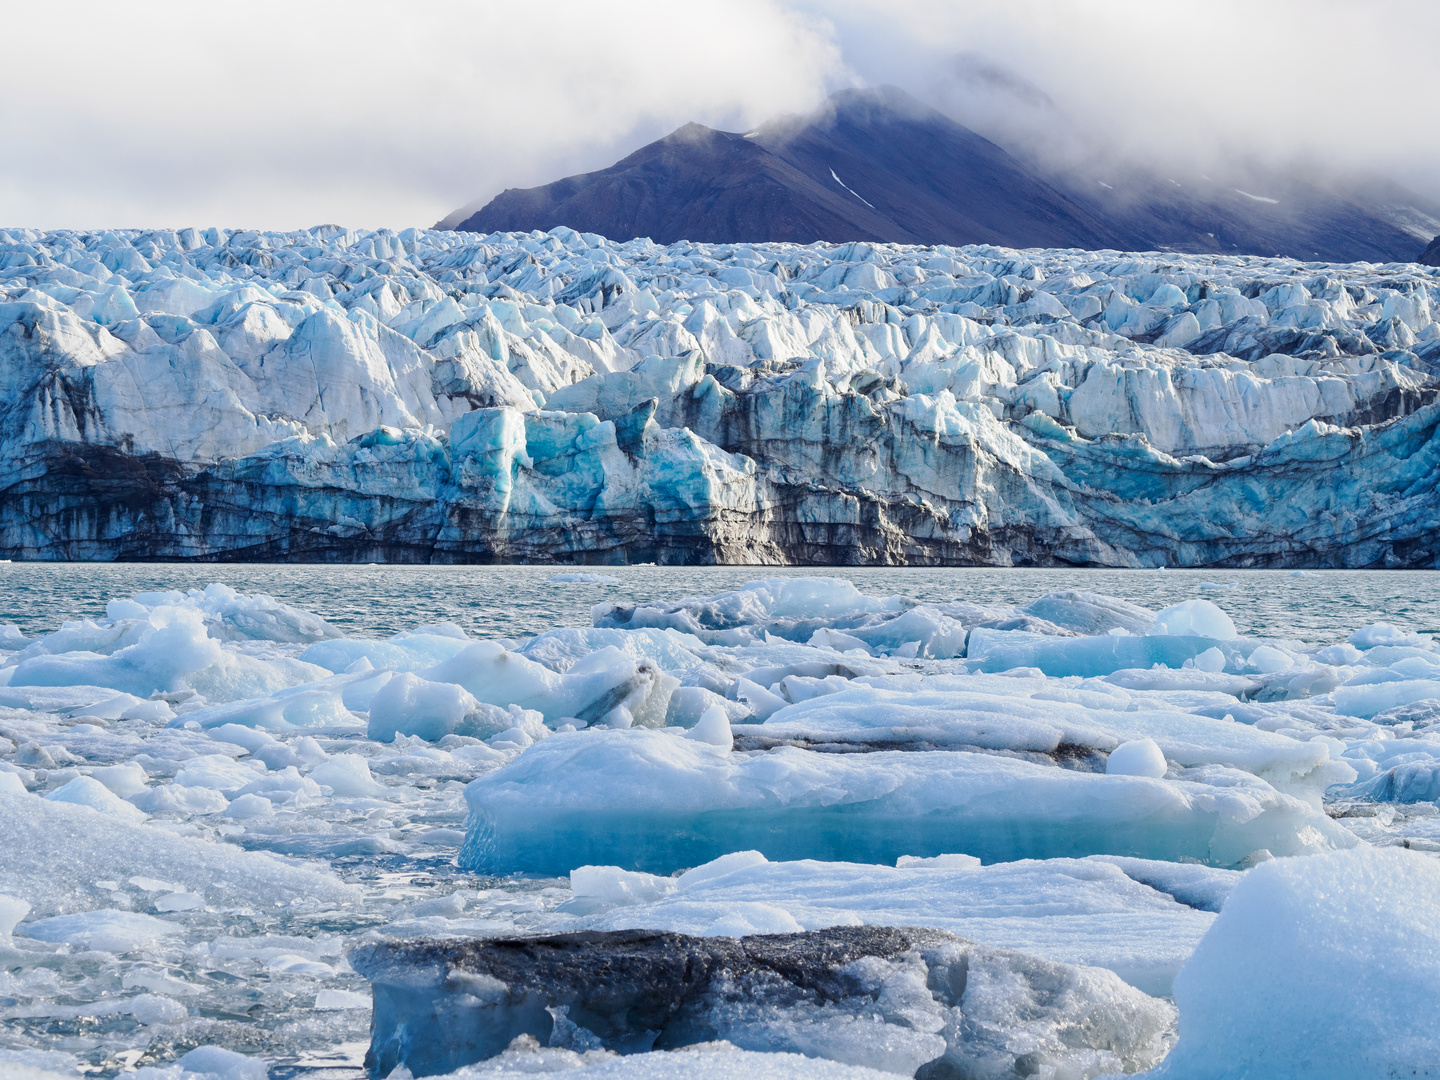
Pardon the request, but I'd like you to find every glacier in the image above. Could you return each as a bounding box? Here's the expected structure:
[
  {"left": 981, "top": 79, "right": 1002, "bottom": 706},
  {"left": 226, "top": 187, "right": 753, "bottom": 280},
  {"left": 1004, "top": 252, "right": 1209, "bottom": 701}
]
[{"left": 0, "top": 226, "right": 1437, "bottom": 564}]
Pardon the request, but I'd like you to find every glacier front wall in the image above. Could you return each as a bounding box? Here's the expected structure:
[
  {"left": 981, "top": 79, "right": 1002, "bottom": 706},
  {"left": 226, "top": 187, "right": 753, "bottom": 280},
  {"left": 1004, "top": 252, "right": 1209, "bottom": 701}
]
[{"left": 1, "top": 225, "right": 1437, "bottom": 565}]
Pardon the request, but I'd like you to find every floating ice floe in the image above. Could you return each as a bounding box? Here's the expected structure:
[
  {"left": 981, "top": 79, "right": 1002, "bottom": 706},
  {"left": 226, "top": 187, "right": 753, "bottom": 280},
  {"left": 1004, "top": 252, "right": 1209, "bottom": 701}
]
[
  {"left": 457, "top": 728, "right": 1352, "bottom": 875},
  {"left": 0, "top": 576, "right": 1437, "bottom": 1076}
]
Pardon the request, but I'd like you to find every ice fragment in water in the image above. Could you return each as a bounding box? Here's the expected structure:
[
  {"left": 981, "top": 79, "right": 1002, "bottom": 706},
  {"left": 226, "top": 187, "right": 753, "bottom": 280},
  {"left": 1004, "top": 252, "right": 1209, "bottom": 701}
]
[
  {"left": 1192, "top": 647, "right": 1225, "bottom": 673},
  {"left": 0, "top": 894, "right": 31, "bottom": 935},
  {"left": 1148, "top": 600, "right": 1237, "bottom": 640},
  {"left": 157, "top": 1047, "right": 269, "bottom": 1080},
  {"left": 459, "top": 730, "right": 1353, "bottom": 875},
  {"left": 1348, "top": 622, "right": 1427, "bottom": 649},
  {"left": 685, "top": 705, "right": 733, "bottom": 749},
  {"left": 367, "top": 672, "right": 523, "bottom": 743},
  {"left": 44, "top": 776, "right": 147, "bottom": 821},
  {"left": 309, "top": 754, "right": 386, "bottom": 796},
  {"left": 18, "top": 909, "right": 183, "bottom": 952},
  {"left": 88, "top": 762, "right": 149, "bottom": 798},
  {"left": 1107, "top": 739, "right": 1168, "bottom": 778}
]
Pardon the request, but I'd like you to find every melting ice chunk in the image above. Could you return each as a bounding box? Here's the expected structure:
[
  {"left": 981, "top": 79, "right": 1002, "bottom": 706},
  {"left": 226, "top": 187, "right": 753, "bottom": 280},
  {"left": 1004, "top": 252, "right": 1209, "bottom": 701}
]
[
  {"left": 459, "top": 730, "right": 1353, "bottom": 875},
  {"left": 1107, "top": 739, "right": 1168, "bottom": 779},
  {"left": 1149, "top": 600, "right": 1237, "bottom": 640},
  {"left": 1150, "top": 847, "right": 1440, "bottom": 1078},
  {"left": 353, "top": 927, "right": 1175, "bottom": 1079}
]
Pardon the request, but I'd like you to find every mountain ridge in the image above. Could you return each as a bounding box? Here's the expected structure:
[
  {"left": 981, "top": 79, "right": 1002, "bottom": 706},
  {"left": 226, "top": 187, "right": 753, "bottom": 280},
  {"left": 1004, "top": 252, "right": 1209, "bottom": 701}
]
[{"left": 448, "top": 86, "right": 1440, "bottom": 263}]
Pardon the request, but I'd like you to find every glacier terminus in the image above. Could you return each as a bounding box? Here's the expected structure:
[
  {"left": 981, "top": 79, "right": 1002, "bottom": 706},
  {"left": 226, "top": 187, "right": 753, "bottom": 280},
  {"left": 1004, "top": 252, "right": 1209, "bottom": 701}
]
[{"left": 0, "top": 225, "right": 1437, "bottom": 566}]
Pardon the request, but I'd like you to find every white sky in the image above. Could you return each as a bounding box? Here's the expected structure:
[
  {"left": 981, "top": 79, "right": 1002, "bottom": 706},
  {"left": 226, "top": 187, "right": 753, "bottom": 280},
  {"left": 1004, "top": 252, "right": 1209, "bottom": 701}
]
[{"left": 2, "top": 0, "right": 1436, "bottom": 231}]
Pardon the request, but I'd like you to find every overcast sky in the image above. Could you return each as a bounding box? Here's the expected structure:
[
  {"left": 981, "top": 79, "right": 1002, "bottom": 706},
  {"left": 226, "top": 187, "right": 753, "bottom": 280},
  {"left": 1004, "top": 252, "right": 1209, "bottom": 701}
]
[{"left": 4, "top": 0, "right": 1436, "bottom": 231}]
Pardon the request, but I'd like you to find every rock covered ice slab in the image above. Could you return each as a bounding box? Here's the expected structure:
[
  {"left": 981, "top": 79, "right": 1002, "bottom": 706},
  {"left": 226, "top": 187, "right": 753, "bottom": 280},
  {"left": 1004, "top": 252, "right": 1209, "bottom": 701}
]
[
  {"left": 0, "top": 226, "right": 1437, "bottom": 564},
  {"left": 351, "top": 926, "right": 1175, "bottom": 1079},
  {"left": 458, "top": 729, "right": 1353, "bottom": 874}
]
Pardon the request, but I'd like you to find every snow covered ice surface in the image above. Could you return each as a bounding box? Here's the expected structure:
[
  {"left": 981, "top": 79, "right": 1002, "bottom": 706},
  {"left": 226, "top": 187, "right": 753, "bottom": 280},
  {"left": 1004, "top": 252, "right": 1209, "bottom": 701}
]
[
  {"left": 0, "top": 225, "right": 1438, "bottom": 565},
  {"left": 1144, "top": 846, "right": 1440, "bottom": 1079},
  {"left": 1, "top": 576, "right": 1439, "bottom": 1079}
]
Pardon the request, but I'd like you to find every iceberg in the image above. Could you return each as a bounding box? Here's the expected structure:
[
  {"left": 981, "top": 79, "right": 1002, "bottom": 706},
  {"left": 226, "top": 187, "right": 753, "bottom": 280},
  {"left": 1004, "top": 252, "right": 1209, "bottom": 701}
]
[
  {"left": 1144, "top": 847, "right": 1440, "bottom": 1079},
  {"left": 458, "top": 729, "right": 1353, "bottom": 875},
  {"left": 352, "top": 926, "right": 1175, "bottom": 1079}
]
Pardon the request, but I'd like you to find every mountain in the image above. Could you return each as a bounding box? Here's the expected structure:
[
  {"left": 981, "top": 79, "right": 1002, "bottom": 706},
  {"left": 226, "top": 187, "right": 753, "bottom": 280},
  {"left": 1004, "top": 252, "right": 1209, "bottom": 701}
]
[
  {"left": 456, "top": 88, "right": 1113, "bottom": 249},
  {"left": 1422, "top": 235, "right": 1440, "bottom": 265},
  {"left": 1038, "top": 167, "right": 1440, "bottom": 265},
  {"left": 448, "top": 87, "right": 1440, "bottom": 263}
]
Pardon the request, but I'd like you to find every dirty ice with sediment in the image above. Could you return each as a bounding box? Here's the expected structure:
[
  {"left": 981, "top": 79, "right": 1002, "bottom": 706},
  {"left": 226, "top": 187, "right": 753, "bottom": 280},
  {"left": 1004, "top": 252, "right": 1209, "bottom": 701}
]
[
  {"left": 0, "top": 224, "right": 1437, "bottom": 564},
  {"left": 2, "top": 574, "right": 1440, "bottom": 1079}
]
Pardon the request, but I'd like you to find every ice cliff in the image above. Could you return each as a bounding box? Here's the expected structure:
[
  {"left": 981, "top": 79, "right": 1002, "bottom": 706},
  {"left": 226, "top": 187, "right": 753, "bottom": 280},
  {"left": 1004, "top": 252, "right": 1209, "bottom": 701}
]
[{"left": 0, "top": 224, "right": 1437, "bottom": 565}]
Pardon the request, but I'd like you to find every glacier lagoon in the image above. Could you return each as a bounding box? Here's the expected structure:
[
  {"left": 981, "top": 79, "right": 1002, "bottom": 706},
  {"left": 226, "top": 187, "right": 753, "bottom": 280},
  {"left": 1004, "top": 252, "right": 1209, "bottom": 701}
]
[{"left": 1, "top": 568, "right": 1439, "bottom": 1080}]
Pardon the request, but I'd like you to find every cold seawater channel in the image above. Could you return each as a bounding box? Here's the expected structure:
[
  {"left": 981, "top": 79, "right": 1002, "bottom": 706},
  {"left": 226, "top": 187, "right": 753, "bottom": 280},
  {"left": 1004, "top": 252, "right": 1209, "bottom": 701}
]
[
  {"left": 1, "top": 567, "right": 1438, "bottom": 1080},
  {"left": 3, "top": 565, "right": 1438, "bottom": 643}
]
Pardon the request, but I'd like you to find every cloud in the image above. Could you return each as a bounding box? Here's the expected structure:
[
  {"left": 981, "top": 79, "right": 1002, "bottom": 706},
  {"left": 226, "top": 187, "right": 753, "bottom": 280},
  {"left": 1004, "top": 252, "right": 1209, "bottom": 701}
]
[
  {"left": 0, "top": 0, "right": 840, "bottom": 230},
  {"left": 2, "top": 0, "right": 1436, "bottom": 230},
  {"left": 802, "top": 0, "right": 1440, "bottom": 201}
]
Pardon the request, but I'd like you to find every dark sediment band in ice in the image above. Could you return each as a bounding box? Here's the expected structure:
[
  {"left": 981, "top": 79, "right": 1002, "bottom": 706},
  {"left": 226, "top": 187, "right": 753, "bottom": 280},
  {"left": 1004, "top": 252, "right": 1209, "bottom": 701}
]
[{"left": 350, "top": 926, "right": 1175, "bottom": 1078}]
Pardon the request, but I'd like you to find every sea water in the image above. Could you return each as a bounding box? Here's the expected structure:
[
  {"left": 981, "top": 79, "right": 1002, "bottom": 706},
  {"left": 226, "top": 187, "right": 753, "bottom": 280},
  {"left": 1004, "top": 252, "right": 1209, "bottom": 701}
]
[{"left": 3, "top": 565, "right": 1437, "bottom": 643}]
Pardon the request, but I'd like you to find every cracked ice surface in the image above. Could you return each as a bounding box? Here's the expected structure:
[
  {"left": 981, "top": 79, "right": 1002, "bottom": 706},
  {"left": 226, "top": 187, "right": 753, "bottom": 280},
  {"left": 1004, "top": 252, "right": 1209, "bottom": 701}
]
[
  {"left": 2, "top": 578, "right": 1440, "bottom": 1077},
  {"left": 0, "top": 226, "right": 1438, "bottom": 564}
]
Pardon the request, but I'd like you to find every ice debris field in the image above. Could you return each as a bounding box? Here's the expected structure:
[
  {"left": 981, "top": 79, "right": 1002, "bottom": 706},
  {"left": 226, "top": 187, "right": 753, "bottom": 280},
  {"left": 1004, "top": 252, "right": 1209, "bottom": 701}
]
[
  {"left": 2, "top": 576, "right": 1440, "bottom": 1079},
  {"left": 0, "top": 225, "right": 1437, "bottom": 565}
]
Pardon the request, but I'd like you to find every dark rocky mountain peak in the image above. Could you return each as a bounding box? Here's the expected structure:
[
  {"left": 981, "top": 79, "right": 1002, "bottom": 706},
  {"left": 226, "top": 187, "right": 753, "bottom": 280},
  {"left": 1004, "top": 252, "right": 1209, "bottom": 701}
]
[
  {"left": 455, "top": 86, "right": 1109, "bottom": 249},
  {"left": 448, "top": 86, "right": 1440, "bottom": 263}
]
